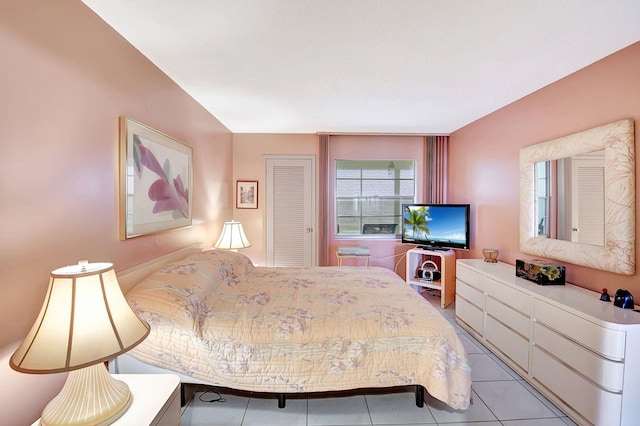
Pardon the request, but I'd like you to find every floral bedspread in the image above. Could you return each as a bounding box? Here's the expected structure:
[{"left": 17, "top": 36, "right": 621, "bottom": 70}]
[{"left": 126, "top": 250, "right": 471, "bottom": 410}]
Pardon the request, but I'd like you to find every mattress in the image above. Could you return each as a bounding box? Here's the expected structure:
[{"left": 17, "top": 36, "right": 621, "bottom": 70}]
[{"left": 125, "top": 250, "right": 471, "bottom": 410}]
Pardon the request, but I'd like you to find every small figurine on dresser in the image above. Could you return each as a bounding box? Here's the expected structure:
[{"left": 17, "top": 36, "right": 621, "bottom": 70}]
[{"left": 613, "top": 289, "right": 635, "bottom": 309}]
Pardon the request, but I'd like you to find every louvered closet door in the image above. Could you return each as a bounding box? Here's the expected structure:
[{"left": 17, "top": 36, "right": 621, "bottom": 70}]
[
  {"left": 571, "top": 155, "right": 605, "bottom": 245},
  {"left": 266, "top": 156, "right": 316, "bottom": 267}
]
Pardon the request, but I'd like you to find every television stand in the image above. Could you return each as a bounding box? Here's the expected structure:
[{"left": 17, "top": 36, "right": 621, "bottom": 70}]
[
  {"left": 405, "top": 248, "right": 456, "bottom": 308},
  {"left": 417, "top": 245, "right": 449, "bottom": 251}
]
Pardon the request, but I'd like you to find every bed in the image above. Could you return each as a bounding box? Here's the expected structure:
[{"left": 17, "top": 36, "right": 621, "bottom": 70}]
[{"left": 113, "top": 249, "right": 471, "bottom": 410}]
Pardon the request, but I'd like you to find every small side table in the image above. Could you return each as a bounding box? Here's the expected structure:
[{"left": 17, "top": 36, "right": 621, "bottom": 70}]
[
  {"left": 32, "top": 374, "right": 181, "bottom": 426},
  {"left": 336, "top": 246, "right": 370, "bottom": 266}
]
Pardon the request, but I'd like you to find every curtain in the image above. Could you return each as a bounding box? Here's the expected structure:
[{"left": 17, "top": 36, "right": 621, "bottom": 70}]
[
  {"left": 318, "top": 134, "right": 329, "bottom": 266},
  {"left": 424, "top": 135, "right": 448, "bottom": 203}
]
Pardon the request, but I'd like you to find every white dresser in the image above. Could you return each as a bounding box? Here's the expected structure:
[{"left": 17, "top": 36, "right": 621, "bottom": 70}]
[{"left": 455, "top": 259, "right": 640, "bottom": 426}]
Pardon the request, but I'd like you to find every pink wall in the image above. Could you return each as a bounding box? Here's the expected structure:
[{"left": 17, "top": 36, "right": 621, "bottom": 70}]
[
  {"left": 232, "top": 134, "right": 426, "bottom": 273},
  {"left": 449, "top": 41, "right": 640, "bottom": 294},
  {"left": 232, "top": 133, "right": 319, "bottom": 266},
  {"left": 0, "top": 1, "right": 232, "bottom": 423}
]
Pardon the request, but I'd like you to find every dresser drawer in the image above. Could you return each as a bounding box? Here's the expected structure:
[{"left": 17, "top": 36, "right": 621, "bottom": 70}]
[
  {"left": 531, "top": 346, "right": 622, "bottom": 426},
  {"left": 486, "top": 279, "right": 531, "bottom": 316},
  {"left": 485, "top": 315, "right": 529, "bottom": 371},
  {"left": 456, "top": 265, "right": 486, "bottom": 292},
  {"left": 456, "top": 279, "right": 484, "bottom": 308},
  {"left": 534, "top": 299, "right": 625, "bottom": 360},
  {"left": 486, "top": 296, "right": 530, "bottom": 338},
  {"left": 455, "top": 296, "right": 483, "bottom": 335},
  {"left": 533, "top": 322, "right": 623, "bottom": 391}
]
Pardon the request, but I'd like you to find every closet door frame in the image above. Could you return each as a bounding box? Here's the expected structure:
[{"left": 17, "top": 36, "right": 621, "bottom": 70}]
[{"left": 265, "top": 155, "right": 317, "bottom": 267}]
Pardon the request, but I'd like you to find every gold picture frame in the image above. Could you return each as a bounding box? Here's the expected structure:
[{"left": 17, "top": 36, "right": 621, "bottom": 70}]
[{"left": 119, "top": 117, "right": 193, "bottom": 239}]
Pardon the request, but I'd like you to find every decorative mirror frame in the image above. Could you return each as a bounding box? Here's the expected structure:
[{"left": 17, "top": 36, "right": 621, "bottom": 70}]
[{"left": 520, "top": 119, "right": 635, "bottom": 275}]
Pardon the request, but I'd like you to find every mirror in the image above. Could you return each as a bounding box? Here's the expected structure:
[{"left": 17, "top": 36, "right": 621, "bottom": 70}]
[
  {"left": 520, "top": 119, "right": 635, "bottom": 275},
  {"left": 536, "top": 149, "right": 606, "bottom": 245}
]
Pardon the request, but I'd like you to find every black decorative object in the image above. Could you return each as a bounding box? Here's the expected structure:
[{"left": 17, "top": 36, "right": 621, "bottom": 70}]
[{"left": 614, "top": 289, "right": 635, "bottom": 309}]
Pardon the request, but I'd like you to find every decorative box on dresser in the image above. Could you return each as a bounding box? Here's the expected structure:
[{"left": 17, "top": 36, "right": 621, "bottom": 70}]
[{"left": 455, "top": 259, "right": 640, "bottom": 426}]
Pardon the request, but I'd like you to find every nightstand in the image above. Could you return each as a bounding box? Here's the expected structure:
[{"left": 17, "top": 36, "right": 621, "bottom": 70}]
[{"left": 32, "top": 374, "right": 181, "bottom": 426}]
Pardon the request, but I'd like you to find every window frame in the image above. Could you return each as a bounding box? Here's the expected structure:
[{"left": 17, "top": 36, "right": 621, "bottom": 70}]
[
  {"left": 334, "top": 159, "right": 416, "bottom": 239},
  {"left": 535, "top": 160, "right": 551, "bottom": 237}
]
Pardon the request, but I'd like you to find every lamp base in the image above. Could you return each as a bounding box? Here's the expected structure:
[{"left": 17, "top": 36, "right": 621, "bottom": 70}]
[{"left": 41, "top": 363, "right": 131, "bottom": 426}]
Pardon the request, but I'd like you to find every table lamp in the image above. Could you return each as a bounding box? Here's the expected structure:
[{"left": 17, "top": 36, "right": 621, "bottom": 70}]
[
  {"left": 214, "top": 220, "right": 251, "bottom": 251},
  {"left": 10, "top": 261, "right": 150, "bottom": 426}
]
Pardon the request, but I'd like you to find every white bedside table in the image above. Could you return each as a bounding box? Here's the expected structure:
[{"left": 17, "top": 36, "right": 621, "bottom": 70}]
[{"left": 32, "top": 374, "right": 181, "bottom": 426}]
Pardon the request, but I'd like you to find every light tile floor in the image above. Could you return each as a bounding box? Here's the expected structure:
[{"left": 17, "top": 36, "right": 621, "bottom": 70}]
[{"left": 181, "top": 292, "right": 578, "bottom": 426}]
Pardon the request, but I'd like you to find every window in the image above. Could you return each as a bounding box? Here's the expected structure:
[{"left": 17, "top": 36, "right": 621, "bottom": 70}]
[
  {"left": 536, "top": 161, "right": 550, "bottom": 237},
  {"left": 335, "top": 160, "right": 415, "bottom": 237}
]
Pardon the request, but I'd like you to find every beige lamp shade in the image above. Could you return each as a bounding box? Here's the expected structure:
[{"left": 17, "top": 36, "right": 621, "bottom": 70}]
[
  {"left": 11, "top": 261, "right": 150, "bottom": 373},
  {"left": 10, "top": 261, "right": 150, "bottom": 426},
  {"left": 214, "top": 220, "right": 251, "bottom": 250}
]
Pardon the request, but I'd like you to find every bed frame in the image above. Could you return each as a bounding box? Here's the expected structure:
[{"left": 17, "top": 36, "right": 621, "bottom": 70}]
[
  {"left": 113, "top": 243, "right": 427, "bottom": 409},
  {"left": 116, "top": 243, "right": 204, "bottom": 290}
]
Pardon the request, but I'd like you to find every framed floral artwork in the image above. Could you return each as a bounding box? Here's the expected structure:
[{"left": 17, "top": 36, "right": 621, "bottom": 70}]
[
  {"left": 119, "top": 117, "right": 193, "bottom": 239},
  {"left": 236, "top": 180, "right": 258, "bottom": 209}
]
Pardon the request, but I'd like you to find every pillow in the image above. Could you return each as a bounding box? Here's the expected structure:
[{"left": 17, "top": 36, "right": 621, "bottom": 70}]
[
  {"left": 193, "top": 249, "right": 255, "bottom": 278},
  {"left": 127, "top": 257, "right": 225, "bottom": 335}
]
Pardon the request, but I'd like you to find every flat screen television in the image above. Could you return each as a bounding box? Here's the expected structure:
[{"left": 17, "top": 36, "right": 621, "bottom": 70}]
[{"left": 402, "top": 203, "right": 470, "bottom": 250}]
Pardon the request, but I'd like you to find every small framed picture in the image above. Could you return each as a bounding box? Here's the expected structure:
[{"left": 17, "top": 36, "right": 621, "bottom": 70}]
[{"left": 236, "top": 180, "right": 258, "bottom": 209}]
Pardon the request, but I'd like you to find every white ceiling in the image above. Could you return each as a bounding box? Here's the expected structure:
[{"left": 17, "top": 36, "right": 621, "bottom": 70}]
[{"left": 81, "top": 0, "right": 640, "bottom": 134}]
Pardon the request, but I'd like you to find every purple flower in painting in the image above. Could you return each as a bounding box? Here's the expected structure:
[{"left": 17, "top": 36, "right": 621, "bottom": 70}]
[{"left": 133, "top": 134, "right": 189, "bottom": 218}]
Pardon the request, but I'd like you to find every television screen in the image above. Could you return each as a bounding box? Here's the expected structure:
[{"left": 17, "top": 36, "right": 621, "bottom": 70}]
[{"left": 402, "top": 204, "right": 470, "bottom": 250}]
